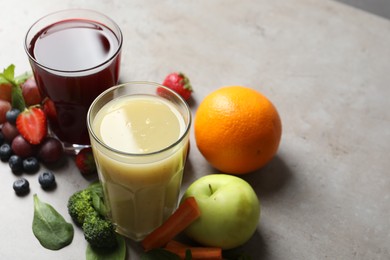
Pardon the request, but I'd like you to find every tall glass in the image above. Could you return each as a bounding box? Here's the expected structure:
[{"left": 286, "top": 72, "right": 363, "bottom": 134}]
[
  {"left": 87, "top": 82, "right": 191, "bottom": 241},
  {"left": 24, "top": 9, "right": 122, "bottom": 153}
]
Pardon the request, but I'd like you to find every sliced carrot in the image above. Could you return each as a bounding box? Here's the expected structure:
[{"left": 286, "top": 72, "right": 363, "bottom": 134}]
[
  {"left": 141, "top": 197, "right": 201, "bottom": 251},
  {"left": 165, "top": 240, "right": 222, "bottom": 260}
]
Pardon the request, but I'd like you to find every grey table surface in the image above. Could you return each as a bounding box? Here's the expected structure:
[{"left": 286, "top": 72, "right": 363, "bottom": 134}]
[{"left": 1, "top": 0, "right": 390, "bottom": 259}]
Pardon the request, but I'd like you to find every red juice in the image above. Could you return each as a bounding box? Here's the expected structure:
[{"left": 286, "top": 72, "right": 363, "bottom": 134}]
[{"left": 27, "top": 19, "right": 122, "bottom": 145}]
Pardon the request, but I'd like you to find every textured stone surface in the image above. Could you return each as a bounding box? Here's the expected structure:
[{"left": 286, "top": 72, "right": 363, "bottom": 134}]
[{"left": 1, "top": 0, "right": 389, "bottom": 259}]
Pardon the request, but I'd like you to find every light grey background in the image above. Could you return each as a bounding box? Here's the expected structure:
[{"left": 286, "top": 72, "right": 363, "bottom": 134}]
[{"left": 1, "top": 0, "right": 390, "bottom": 259}]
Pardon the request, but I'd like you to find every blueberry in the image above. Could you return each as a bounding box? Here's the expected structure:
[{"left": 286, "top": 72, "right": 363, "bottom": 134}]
[
  {"left": 0, "top": 143, "right": 13, "bottom": 162},
  {"left": 13, "top": 178, "right": 30, "bottom": 195},
  {"left": 38, "top": 171, "right": 56, "bottom": 189},
  {"left": 6, "top": 108, "right": 21, "bottom": 125},
  {"left": 23, "top": 157, "right": 40, "bottom": 173},
  {"left": 8, "top": 155, "right": 23, "bottom": 174}
]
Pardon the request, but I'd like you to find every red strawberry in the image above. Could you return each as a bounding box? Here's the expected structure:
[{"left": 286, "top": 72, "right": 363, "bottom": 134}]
[
  {"left": 16, "top": 107, "right": 47, "bottom": 145},
  {"left": 161, "top": 72, "right": 193, "bottom": 101},
  {"left": 42, "top": 98, "right": 57, "bottom": 120},
  {"left": 75, "top": 147, "right": 97, "bottom": 175}
]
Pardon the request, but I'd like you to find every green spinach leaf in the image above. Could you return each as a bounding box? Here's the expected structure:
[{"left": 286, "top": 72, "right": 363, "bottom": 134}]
[
  {"left": 32, "top": 194, "right": 74, "bottom": 250},
  {"left": 86, "top": 234, "right": 126, "bottom": 260}
]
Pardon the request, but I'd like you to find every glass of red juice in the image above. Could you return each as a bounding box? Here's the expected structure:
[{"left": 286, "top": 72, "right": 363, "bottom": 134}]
[{"left": 24, "top": 9, "right": 122, "bottom": 154}]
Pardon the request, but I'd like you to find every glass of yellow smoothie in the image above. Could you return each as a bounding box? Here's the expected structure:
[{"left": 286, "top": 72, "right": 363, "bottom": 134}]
[{"left": 86, "top": 82, "right": 191, "bottom": 241}]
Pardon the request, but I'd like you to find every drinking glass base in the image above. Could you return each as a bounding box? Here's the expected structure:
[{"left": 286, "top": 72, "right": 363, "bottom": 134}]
[{"left": 62, "top": 142, "right": 91, "bottom": 155}]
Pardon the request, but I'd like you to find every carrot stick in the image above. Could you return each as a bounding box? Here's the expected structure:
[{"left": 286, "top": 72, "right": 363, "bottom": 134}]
[
  {"left": 165, "top": 240, "right": 222, "bottom": 260},
  {"left": 141, "top": 197, "right": 201, "bottom": 251}
]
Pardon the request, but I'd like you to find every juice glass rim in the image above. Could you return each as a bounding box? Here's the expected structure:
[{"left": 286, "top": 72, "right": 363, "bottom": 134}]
[
  {"left": 24, "top": 8, "right": 123, "bottom": 74},
  {"left": 87, "top": 81, "right": 192, "bottom": 157}
]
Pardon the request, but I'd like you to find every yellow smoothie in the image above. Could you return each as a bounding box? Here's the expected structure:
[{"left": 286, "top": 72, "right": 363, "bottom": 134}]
[{"left": 91, "top": 94, "right": 189, "bottom": 241}]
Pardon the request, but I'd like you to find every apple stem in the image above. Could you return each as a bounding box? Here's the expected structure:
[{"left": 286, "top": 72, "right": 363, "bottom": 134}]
[{"left": 208, "top": 184, "right": 214, "bottom": 195}]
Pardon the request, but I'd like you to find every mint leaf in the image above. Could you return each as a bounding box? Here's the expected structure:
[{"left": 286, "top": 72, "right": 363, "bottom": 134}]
[
  {"left": 11, "top": 84, "right": 26, "bottom": 111},
  {"left": 0, "top": 64, "right": 28, "bottom": 111},
  {"left": 14, "top": 71, "right": 33, "bottom": 85},
  {"left": 2, "top": 64, "right": 15, "bottom": 82}
]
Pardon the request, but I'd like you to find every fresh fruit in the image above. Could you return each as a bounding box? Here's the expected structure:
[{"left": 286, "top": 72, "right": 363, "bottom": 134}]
[
  {"left": 16, "top": 107, "right": 47, "bottom": 145},
  {"left": 0, "top": 131, "right": 4, "bottom": 145},
  {"left": 194, "top": 86, "right": 282, "bottom": 174},
  {"left": 21, "top": 77, "right": 42, "bottom": 106},
  {"left": 181, "top": 174, "right": 260, "bottom": 249},
  {"left": 0, "top": 64, "right": 30, "bottom": 112},
  {"left": 23, "top": 157, "right": 40, "bottom": 173},
  {"left": 6, "top": 108, "right": 21, "bottom": 125},
  {"left": 0, "top": 143, "right": 13, "bottom": 162},
  {"left": 13, "top": 178, "right": 30, "bottom": 195},
  {"left": 0, "top": 100, "right": 12, "bottom": 124},
  {"left": 160, "top": 72, "right": 193, "bottom": 101},
  {"left": 42, "top": 98, "right": 57, "bottom": 119},
  {"left": 38, "top": 171, "right": 56, "bottom": 189},
  {"left": 1, "top": 121, "right": 19, "bottom": 143},
  {"left": 38, "top": 137, "right": 64, "bottom": 164},
  {"left": 11, "top": 135, "right": 38, "bottom": 158},
  {"left": 0, "top": 83, "right": 12, "bottom": 102},
  {"left": 8, "top": 155, "right": 23, "bottom": 173},
  {"left": 75, "top": 147, "right": 97, "bottom": 175}
]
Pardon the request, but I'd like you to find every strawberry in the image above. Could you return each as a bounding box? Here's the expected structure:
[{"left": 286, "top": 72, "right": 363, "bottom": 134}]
[
  {"left": 42, "top": 98, "right": 57, "bottom": 120},
  {"left": 75, "top": 147, "right": 97, "bottom": 175},
  {"left": 16, "top": 107, "right": 47, "bottom": 145},
  {"left": 161, "top": 72, "right": 193, "bottom": 101}
]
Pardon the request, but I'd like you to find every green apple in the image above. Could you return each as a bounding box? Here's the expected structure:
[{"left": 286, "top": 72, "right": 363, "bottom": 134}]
[{"left": 181, "top": 174, "right": 260, "bottom": 249}]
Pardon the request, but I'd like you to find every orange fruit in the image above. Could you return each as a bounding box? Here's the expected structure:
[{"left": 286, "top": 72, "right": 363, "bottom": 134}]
[{"left": 194, "top": 86, "right": 282, "bottom": 174}]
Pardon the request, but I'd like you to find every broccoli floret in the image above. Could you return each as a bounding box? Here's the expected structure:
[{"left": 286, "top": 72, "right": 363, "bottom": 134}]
[
  {"left": 67, "top": 183, "right": 117, "bottom": 249},
  {"left": 83, "top": 213, "right": 117, "bottom": 249},
  {"left": 67, "top": 189, "right": 96, "bottom": 226}
]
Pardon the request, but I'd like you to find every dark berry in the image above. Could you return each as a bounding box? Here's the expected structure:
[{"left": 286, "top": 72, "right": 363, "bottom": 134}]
[
  {"left": 38, "top": 171, "right": 56, "bottom": 189},
  {"left": 1, "top": 122, "right": 19, "bottom": 143},
  {"left": 38, "top": 137, "right": 64, "bottom": 164},
  {"left": 6, "top": 108, "right": 21, "bottom": 125},
  {"left": 0, "top": 143, "right": 13, "bottom": 162},
  {"left": 23, "top": 157, "right": 40, "bottom": 173},
  {"left": 12, "top": 135, "right": 38, "bottom": 158},
  {"left": 0, "top": 131, "right": 4, "bottom": 145},
  {"left": 13, "top": 178, "right": 30, "bottom": 195},
  {"left": 8, "top": 155, "right": 23, "bottom": 174}
]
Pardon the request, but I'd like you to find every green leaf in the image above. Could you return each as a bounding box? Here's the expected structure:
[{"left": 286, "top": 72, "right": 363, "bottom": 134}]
[
  {"left": 91, "top": 190, "right": 107, "bottom": 217},
  {"left": 2, "top": 64, "right": 15, "bottom": 82},
  {"left": 140, "top": 249, "right": 181, "bottom": 260},
  {"left": 87, "top": 182, "right": 108, "bottom": 217},
  {"left": 86, "top": 234, "right": 126, "bottom": 260},
  {"left": 14, "top": 71, "right": 33, "bottom": 85},
  {"left": 11, "top": 84, "right": 26, "bottom": 111},
  {"left": 32, "top": 194, "right": 74, "bottom": 250},
  {"left": 0, "top": 64, "right": 28, "bottom": 111}
]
